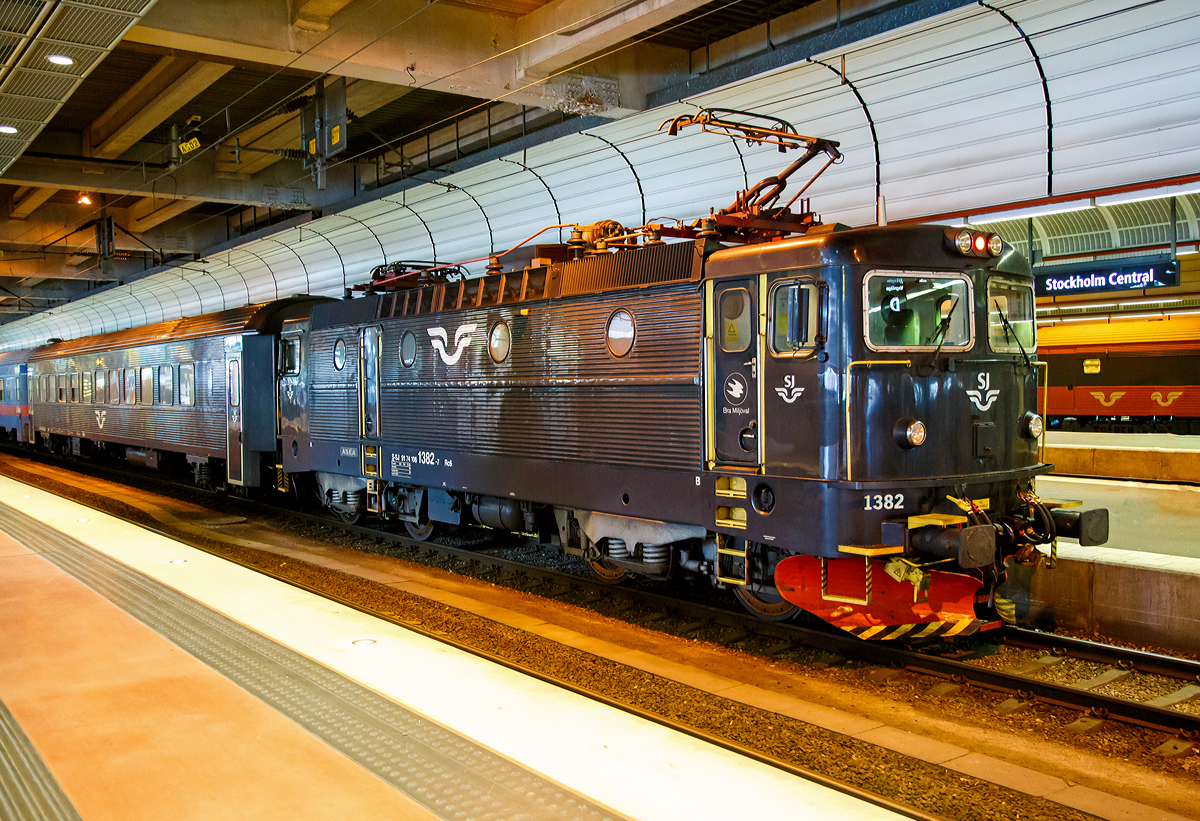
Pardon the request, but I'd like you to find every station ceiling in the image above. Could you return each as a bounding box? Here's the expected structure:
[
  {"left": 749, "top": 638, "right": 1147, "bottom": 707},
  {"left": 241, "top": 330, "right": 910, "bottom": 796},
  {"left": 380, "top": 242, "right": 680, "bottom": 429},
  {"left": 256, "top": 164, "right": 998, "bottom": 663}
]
[{"left": 0, "top": 0, "right": 1198, "bottom": 346}]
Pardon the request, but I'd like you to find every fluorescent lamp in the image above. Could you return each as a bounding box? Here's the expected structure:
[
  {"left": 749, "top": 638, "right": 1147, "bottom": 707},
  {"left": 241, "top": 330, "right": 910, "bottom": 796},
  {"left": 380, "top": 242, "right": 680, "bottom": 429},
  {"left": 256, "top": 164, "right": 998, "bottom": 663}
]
[
  {"left": 969, "top": 198, "right": 1094, "bottom": 223},
  {"left": 1112, "top": 312, "right": 1164, "bottom": 320},
  {"left": 1118, "top": 298, "right": 1181, "bottom": 307},
  {"left": 0, "top": 125, "right": 16, "bottom": 134},
  {"left": 47, "top": 54, "right": 73, "bottom": 66},
  {"left": 1095, "top": 182, "right": 1200, "bottom": 207}
]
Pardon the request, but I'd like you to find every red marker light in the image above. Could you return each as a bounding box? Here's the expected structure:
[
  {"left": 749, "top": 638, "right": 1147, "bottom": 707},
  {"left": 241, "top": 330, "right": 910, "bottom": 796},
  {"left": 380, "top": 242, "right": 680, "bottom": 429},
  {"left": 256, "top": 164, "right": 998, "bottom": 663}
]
[{"left": 973, "top": 234, "right": 988, "bottom": 253}]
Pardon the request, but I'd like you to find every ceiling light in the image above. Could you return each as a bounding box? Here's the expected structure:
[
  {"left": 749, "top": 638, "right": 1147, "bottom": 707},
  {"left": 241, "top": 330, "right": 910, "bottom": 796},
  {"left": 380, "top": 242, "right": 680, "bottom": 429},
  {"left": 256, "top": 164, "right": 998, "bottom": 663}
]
[
  {"left": 1118, "top": 298, "right": 1181, "bottom": 307},
  {"left": 969, "top": 198, "right": 1094, "bottom": 223},
  {"left": 0, "top": 125, "right": 16, "bottom": 134},
  {"left": 47, "top": 54, "right": 73, "bottom": 66},
  {"left": 77, "top": 193, "right": 91, "bottom": 205},
  {"left": 1095, "top": 182, "right": 1200, "bottom": 207}
]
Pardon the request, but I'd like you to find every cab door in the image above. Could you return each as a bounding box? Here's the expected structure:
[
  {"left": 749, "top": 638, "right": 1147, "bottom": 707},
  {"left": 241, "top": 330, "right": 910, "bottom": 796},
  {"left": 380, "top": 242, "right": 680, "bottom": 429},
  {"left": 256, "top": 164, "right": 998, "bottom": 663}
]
[
  {"left": 225, "top": 336, "right": 245, "bottom": 485},
  {"left": 359, "top": 326, "right": 382, "bottom": 484},
  {"left": 710, "top": 278, "right": 763, "bottom": 466}
]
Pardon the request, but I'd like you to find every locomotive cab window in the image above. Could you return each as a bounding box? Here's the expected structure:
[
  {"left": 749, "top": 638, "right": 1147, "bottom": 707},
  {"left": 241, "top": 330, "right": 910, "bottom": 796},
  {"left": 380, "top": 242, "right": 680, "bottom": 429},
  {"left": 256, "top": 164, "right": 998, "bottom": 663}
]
[
  {"left": 986, "top": 277, "right": 1035, "bottom": 353},
  {"left": 770, "top": 279, "right": 821, "bottom": 355},
  {"left": 720, "top": 288, "right": 753, "bottom": 353},
  {"left": 179, "top": 364, "right": 195, "bottom": 407},
  {"left": 864, "top": 272, "right": 972, "bottom": 351}
]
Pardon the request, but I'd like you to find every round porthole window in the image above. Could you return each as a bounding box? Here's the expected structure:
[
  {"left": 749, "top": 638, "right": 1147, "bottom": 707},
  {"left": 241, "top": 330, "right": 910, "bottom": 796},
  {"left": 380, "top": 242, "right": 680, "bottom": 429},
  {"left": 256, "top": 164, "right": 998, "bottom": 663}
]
[
  {"left": 400, "top": 331, "right": 417, "bottom": 367},
  {"left": 489, "top": 321, "right": 511, "bottom": 363},
  {"left": 333, "top": 338, "right": 347, "bottom": 370},
  {"left": 606, "top": 309, "right": 635, "bottom": 357}
]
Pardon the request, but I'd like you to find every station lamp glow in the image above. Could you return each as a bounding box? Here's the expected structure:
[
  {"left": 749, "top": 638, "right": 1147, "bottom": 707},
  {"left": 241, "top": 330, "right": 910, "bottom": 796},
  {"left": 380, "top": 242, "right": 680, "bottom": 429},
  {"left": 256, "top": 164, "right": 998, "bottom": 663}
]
[
  {"left": 0, "top": 125, "right": 16, "bottom": 134},
  {"left": 47, "top": 54, "right": 73, "bottom": 66},
  {"left": 77, "top": 192, "right": 91, "bottom": 205}
]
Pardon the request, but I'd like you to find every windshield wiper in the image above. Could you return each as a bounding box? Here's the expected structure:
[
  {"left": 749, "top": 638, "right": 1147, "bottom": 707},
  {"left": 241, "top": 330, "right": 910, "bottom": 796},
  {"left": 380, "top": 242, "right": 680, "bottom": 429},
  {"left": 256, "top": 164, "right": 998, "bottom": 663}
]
[
  {"left": 923, "top": 296, "right": 959, "bottom": 369},
  {"left": 993, "top": 298, "right": 1032, "bottom": 369}
]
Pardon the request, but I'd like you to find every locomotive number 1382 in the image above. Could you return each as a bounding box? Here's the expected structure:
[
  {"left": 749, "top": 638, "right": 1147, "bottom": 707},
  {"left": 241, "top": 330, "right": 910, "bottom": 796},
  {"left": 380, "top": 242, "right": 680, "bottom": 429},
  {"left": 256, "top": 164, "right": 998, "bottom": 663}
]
[{"left": 863, "top": 493, "right": 904, "bottom": 510}]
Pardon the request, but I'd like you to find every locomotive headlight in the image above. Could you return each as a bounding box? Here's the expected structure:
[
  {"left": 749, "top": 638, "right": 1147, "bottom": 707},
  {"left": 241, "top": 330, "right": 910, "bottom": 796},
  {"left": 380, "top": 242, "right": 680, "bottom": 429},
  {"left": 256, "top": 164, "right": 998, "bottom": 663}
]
[
  {"left": 987, "top": 233, "right": 1004, "bottom": 256},
  {"left": 955, "top": 229, "right": 973, "bottom": 254},
  {"left": 1023, "top": 412, "right": 1044, "bottom": 439},
  {"left": 895, "top": 417, "right": 927, "bottom": 448}
]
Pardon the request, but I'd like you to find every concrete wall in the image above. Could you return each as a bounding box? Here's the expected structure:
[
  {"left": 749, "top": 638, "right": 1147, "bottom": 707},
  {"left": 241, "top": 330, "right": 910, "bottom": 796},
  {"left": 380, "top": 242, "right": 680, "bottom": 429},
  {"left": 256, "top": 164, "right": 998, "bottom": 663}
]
[{"left": 1026, "top": 555, "right": 1200, "bottom": 655}]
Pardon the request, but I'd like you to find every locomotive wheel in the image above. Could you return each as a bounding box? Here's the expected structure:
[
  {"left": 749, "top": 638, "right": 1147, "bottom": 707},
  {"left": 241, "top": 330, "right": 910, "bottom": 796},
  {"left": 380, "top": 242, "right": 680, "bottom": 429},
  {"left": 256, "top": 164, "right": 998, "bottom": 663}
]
[
  {"left": 335, "top": 507, "right": 361, "bottom": 525},
  {"left": 733, "top": 586, "right": 799, "bottom": 622},
  {"left": 405, "top": 518, "right": 439, "bottom": 541}
]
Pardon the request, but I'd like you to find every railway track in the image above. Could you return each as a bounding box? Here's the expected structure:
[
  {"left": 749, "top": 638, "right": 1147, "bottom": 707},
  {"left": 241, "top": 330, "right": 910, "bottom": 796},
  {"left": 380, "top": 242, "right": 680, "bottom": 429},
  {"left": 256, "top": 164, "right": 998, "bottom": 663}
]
[{"left": 5, "top": 448, "right": 1200, "bottom": 744}]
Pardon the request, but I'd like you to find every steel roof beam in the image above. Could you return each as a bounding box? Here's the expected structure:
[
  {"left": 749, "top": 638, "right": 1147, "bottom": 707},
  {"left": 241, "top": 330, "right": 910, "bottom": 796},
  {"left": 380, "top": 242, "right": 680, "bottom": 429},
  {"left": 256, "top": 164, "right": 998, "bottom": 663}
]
[
  {"left": 86, "top": 58, "right": 233, "bottom": 160},
  {"left": 516, "top": 0, "right": 709, "bottom": 79}
]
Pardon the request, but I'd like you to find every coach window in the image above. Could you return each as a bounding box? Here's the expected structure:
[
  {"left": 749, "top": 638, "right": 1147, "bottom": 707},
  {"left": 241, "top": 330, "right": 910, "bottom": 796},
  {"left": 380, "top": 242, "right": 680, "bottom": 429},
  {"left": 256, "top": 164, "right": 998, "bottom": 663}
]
[
  {"left": 769, "top": 280, "right": 821, "bottom": 355},
  {"left": 281, "top": 338, "right": 301, "bottom": 374},
  {"left": 986, "top": 277, "right": 1035, "bottom": 354},
  {"left": 720, "top": 289, "right": 753, "bottom": 353},
  {"left": 57, "top": 373, "right": 66, "bottom": 402},
  {"left": 106, "top": 370, "right": 117, "bottom": 403},
  {"left": 159, "top": 366, "right": 174, "bottom": 405},
  {"left": 83, "top": 372, "right": 93, "bottom": 403},
  {"left": 864, "top": 271, "right": 972, "bottom": 352},
  {"left": 124, "top": 369, "right": 136, "bottom": 405},
  {"left": 333, "top": 338, "right": 347, "bottom": 370},
  {"left": 139, "top": 367, "right": 154, "bottom": 405},
  {"left": 94, "top": 370, "right": 104, "bottom": 403},
  {"left": 180, "top": 364, "right": 195, "bottom": 406},
  {"left": 228, "top": 360, "right": 241, "bottom": 407},
  {"left": 70, "top": 373, "right": 78, "bottom": 402}
]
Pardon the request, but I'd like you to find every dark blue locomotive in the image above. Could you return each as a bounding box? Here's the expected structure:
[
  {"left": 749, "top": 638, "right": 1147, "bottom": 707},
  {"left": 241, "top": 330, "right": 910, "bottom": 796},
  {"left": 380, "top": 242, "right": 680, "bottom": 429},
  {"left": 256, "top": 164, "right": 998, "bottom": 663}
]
[{"left": 16, "top": 112, "right": 1109, "bottom": 639}]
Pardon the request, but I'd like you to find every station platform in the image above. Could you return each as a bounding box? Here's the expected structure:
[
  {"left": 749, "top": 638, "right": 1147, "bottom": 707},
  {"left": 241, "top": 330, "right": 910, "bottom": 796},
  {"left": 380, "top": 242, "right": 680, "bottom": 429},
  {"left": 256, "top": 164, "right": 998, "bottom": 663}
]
[
  {"left": 0, "top": 475, "right": 909, "bottom": 821},
  {"left": 1044, "top": 432, "right": 1200, "bottom": 484}
]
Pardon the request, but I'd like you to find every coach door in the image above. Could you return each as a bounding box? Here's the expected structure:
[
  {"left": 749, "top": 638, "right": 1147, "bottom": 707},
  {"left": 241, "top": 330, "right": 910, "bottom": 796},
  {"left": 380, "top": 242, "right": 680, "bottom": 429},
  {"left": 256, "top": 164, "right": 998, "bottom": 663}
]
[
  {"left": 710, "top": 277, "right": 763, "bottom": 467},
  {"left": 225, "top": 336, "right": 245, "bottom": 486}
]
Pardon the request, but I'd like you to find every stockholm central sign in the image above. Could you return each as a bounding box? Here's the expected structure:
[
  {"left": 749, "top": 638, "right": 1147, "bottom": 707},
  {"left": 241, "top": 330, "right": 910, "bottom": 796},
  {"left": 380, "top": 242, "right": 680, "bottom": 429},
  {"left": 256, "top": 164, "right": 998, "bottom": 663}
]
[{"left": 1034, "top": 259, "right": 1179, "bottom": 296}]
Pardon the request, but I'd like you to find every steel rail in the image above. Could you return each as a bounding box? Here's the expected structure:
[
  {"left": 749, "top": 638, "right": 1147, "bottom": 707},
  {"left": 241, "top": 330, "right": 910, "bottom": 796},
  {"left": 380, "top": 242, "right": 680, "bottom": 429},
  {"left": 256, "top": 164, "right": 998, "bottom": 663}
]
[{"left": 1003, "top": 626, "right": 1200, "bottom": 682}]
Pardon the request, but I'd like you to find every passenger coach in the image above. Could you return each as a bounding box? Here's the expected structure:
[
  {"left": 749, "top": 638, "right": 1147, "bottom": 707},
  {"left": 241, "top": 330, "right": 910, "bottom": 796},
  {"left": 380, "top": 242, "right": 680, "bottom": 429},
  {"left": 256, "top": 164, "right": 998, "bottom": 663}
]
[{"left": 28, "top": 298, "right": 323, "bottom": 487}]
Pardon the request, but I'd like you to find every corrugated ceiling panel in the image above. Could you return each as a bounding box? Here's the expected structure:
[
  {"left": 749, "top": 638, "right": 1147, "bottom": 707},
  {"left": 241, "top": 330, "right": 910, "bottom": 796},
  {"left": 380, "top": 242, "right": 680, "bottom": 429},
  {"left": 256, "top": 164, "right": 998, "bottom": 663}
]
[
  {"left": 452, "top": 162, "right": 561, "bottom": 257},
  {"left": 845, "top": 6, "right": 1047, "bottom": 218},
  {"left": 1028, "top": 0, "right": 1200, "bottom": 193}
]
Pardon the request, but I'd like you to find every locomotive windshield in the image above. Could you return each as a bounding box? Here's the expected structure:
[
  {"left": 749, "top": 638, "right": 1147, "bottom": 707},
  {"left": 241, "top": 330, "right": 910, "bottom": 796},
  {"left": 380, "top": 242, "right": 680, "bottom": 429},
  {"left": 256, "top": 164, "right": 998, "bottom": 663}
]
[
  {"left": 986, "top": 277, "right": 1035, "bottom": 353},
  {"left": 864, "top": 272, "right": 972, "bottom": 351}
]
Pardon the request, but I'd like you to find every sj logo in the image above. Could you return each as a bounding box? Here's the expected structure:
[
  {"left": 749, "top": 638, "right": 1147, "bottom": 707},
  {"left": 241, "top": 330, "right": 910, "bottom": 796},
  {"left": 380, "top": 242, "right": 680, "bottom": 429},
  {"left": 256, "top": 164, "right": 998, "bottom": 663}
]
[
  {"left": 1152, "top": 391, "right": 1183, "bottom": 407},
  {"left": 428, "top": 324, "right": 477, "bottom": 365},
  {"left": 966, "top": 372, "right": 1000, "bottom": 412},
  {"left": 775, "top": 374, "right": 804, "bottom": 404},
  {"left": 1090, "top": 391, "right": 1125, "bottom": 407},
  {"left": 95, "top": 409, "right": 106, "bottom": 429}
]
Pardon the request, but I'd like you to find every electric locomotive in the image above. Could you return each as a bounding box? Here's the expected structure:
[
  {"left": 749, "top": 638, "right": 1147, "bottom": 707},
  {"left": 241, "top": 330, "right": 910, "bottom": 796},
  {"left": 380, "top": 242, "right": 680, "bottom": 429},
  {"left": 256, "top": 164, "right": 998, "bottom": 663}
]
[{"left": 286, "top": 110, "right": 1109, "bottom": 639}]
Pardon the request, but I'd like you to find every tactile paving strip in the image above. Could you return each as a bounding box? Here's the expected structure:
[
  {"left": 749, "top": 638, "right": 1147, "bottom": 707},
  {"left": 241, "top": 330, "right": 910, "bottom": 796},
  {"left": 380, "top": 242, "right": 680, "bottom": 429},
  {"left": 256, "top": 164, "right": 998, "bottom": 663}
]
[
  {"left": 0, "top": 504, "right": 622, "bottom": 821},
  {"left": 0, "top": 698, "right": 83, "bottom": 821}
]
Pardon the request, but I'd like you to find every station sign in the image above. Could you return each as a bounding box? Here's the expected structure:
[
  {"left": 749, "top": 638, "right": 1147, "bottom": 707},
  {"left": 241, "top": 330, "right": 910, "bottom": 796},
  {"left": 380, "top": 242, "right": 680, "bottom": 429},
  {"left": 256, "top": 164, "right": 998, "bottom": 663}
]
[{"left": 1034, "top": 258, "right": 1179, "bottom": 296}]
